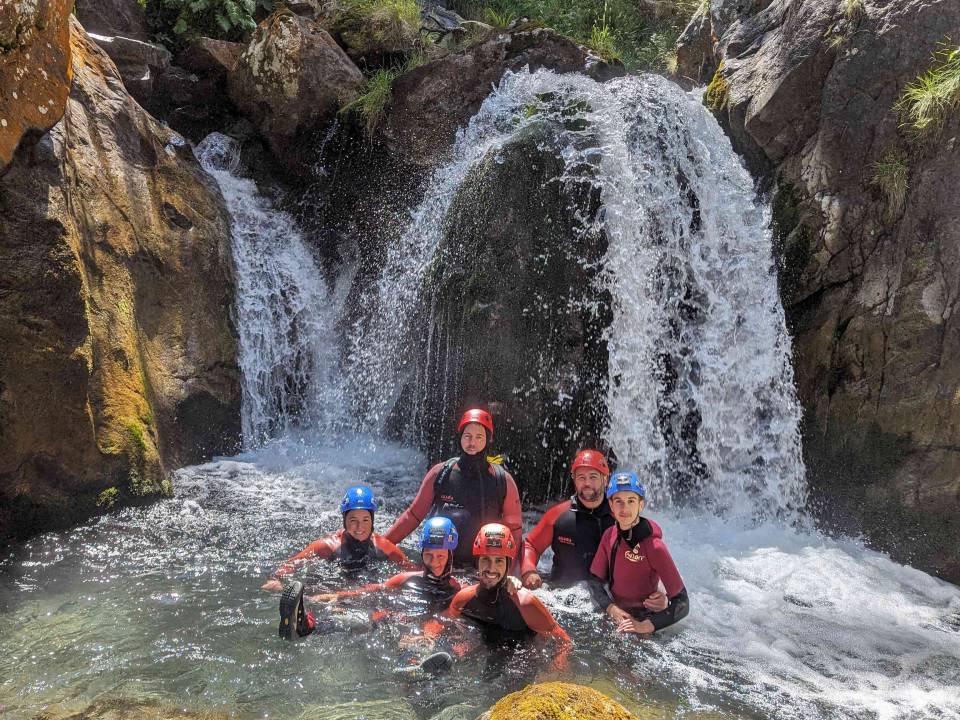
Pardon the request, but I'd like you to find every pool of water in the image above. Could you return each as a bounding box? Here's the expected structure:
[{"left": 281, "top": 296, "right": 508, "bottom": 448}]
[{"left": 1, "top": 436, "right": 958, "bottom": 720}]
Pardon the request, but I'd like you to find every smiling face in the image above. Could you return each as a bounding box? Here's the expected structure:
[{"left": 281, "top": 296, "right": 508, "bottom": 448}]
[
  {"left": 344, "top": 509, "right": 373, "bottom": 542},
  {"left": 477, "top": 555, "right": 508, "bottom": 589},
  {"left": 573, "top": 468, "right": 608, "bottom": 508},
  {"left": 421, "top": 548, "right": 450, "bottom": 577},
  {"left": 609, "top": 491, "right": 645, "bottom": 529},
  {"left": 459, "top": 422, "right": 487, "bottom": 455}
]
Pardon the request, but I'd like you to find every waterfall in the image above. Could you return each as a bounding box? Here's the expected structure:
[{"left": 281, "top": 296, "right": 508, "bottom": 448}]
[
  {"left": 195, "top": 133, "right": 344, "bottom": 447},
  {"left": 339, "top": 70, "right": 806, "bottom": 518}
]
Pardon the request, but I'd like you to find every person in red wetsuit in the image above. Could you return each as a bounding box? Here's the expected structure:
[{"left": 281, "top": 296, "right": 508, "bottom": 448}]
[
  {"left": 588, "top": 472, "right": 689, "bottom": 635},
  {"left": 262, "top": 484, "right": 407, "bottom": 595},
  {"left": 521, "top": 449, "right": 616, "bottom": 589},
  {"left": 418, "top": 523, "right": 572, "bottom": 670},
  {"left": 385, "top": 408, "right": 523, "bottom": 567}
]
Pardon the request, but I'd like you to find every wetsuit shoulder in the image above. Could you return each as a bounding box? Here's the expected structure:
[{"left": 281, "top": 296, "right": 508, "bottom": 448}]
[
  {"left": 514, "top": 589, "right": 561, "bottom": 634},
  {"left": 384, "top": 571, "right": 422, "bottom": 589},
  {"left": 449, "top": 584, "right": 479, "bottom": 612},
  {"left": 372, "top": 534, "right": 407, "bottom": 564},
  {"left": 521, "top": 499, "right": 572, "bottom": 574}
]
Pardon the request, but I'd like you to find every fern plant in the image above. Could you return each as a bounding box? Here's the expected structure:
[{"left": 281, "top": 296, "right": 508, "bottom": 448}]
[{"left": 151, "top": 0, "right": 273, "bottom": 42}]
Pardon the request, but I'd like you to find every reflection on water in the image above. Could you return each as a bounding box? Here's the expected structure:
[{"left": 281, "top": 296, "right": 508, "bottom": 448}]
[{"left": 1, "top": 436, "right": 958, "bottom": 719}]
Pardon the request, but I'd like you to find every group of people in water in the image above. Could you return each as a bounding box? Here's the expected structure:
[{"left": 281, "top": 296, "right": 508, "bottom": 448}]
[{"left": 261, "top": 407, "right": 689, "bottom": 674}]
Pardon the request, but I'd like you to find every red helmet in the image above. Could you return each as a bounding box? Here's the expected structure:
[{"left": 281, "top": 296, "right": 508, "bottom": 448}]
[
  {"left": 571, "top": 449, "right": 610, "bottom": 477},
  {"left": 457, "top": 408, "right": 494, "bottom": 436},
  {"left": 472, "top": 523, "right": 516, "bottom": 559}
]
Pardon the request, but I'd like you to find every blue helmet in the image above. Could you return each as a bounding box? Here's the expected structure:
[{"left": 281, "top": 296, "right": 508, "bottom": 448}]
[
  {"left": 420, "top": 516, "right": 459, "bottom": 550},
  {"left": 339, "top": 485, "right": 378, "bottom": 515},
  {"left": 606, "top": 471, "right": 646, "bottom": 499}
]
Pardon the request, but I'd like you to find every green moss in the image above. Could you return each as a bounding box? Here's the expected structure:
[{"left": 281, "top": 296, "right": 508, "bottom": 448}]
[
  {"left": 126, "top": 421, "right": 148, "bottom": 460},
  {"left": 896, "top": 42, "right": 960, "bottom": 140},
  {"left": 97, "top": 487, "right": 120, "bottom": 509},
  {"left": 160, "top": 477, "right": 174, "bottom": 497},
  {"left": 705, "top": 61, "right": 730, "bottom": 112}
]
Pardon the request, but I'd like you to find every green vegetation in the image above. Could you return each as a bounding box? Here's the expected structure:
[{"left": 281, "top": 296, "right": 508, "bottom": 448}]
[
  {"left": 340, "top": 67, "right": 399, "bottom": 138},
  {"left": 895, "top": 43, "right": 960, "bottom": 139},
  {"left": 147, "top": 0, "right": 274, "bottom": 45},
  {"left": 870, "top": 149, "right": 909, "bottom": 212},
  {"left": 333, "top": 0, "right": 423, "bottom": 59},
  {"left": 447, "top": 0, "right": 701, "bottom": 71},
  {"left": 841, "top": 0, "right": 865, "bottom": 22},
  {"left": 705, "top": 60, "right": 729, "bottom": 112},
  {"left": 97, "top": 487, "right": 120, "bottom": 509}
]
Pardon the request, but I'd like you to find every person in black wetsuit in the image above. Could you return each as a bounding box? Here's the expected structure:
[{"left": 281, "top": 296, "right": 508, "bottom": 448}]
[
  {"left": 418, "top": 523, "right": 572, "bottom": 671},
  {"left": 521, "top": 449, "right": 616, "bottom": 589}
]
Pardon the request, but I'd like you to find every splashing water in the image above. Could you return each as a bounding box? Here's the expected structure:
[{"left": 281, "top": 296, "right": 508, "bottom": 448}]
[{"left": 195, "top": 134, "right": 345, "bottom": 446}]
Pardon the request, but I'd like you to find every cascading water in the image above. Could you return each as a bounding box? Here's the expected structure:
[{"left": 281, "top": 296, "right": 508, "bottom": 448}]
[{"left": 195, "top": 134, "right": 344, "bottom": 446}]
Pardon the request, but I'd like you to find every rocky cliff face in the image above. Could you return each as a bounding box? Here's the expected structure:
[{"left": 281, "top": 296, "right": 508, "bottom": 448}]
[
  {"left": 0, "top": 0, "right": 73, "bottom": 171},
  {"left": 683, "top": 0, "right": 960, "bottom": 581},
  {"left": 0, "top": 19, "right": 240, "bottom": 546}
]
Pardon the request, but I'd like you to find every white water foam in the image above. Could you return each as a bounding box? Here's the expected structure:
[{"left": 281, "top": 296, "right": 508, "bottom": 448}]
[{"left": 195, "top": 134, "right": 345, "bottom": 446}]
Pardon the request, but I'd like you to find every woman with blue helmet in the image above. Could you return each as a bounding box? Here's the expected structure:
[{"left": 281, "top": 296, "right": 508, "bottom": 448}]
[
  {"left": 587, "top": 472, "right": 689, "bottom": 635},
  {"left": 260, "top": 485, "right": 408, "bottom": 639}
]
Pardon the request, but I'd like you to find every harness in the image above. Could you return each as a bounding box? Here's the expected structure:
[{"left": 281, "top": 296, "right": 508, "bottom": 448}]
[{"left": 430, "top": 457, "right": 508, "bottom": 512}]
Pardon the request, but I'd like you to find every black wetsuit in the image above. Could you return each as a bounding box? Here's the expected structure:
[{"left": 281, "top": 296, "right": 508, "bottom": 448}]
[{"left": 521, "top": 496, "right": 616, "bottom": 584}]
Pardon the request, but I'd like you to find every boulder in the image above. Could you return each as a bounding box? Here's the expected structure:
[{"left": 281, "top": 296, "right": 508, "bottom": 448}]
[
  {"left": 703, "top": 0, "right": 960, "bottom": 581},
  {"left": 0, "top": 18, "right": 240, "bottom": 548},
  {"left": 482, "top": 683, "right": 639, "bottom": 720},
  {"left": 228, "top": 9, "right": 365, "bottom": 161},
  {"left": 73, "top": 0, "right": 150, "bottom": 41},
  {"left": 0, "top": 0, "right": 73, "bottom": 172},
  {"left": 87, "top": 33, "right": 172, "bottom": 104},
  {"left": 177, "top": 37, "right": 244, "bottom": 78},
  {"left": 382, "top": 28, "right": 605, "bottom": 168},
  {"left": 411, "top": 115, "right": 610, "bottom": 497}
]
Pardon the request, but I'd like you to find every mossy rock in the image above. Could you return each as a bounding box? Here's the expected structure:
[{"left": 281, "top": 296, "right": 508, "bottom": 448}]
[{"left": 486, "top": 682, "right": 639, "bottom": 720}]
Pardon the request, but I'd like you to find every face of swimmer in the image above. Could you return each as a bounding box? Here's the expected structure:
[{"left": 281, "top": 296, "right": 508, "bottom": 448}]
[
  {"left": 477, "top": 555, "right": 509, "bottom": 589},
  {"left": 460, "top": 423, "right": 487, "bottom": 456},
  {"left": 344, "top": 509, "right": 373, "bottom": 542},
  {"left": 609, "top": 491, "right": 645, "bottom": 530},
  {"left": 422, "top": 548, "right": 450, "bottom": 577},
  {"left": 573, "top": 467, "right": 608, "bottom": 509}
]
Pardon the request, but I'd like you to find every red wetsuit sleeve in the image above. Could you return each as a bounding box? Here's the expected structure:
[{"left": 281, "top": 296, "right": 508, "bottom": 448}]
[
  {"left": 501, "top": 470, "right": 523, "bottom": 556},
  {"left": 424, "top": 585, "right": 474, "bottom": 638},
  {"left": 274, "top": 535, "right": 336, "bottom": 577},
  {"left": 521, "top": 501, "right": 570, "bottom": 577},
  {"left": 373, "top": 534, "right": 409, "bottom": 567},
  {"left": 331, "top": 570, "right": 416, "bottom": 599},
  {"left": 589, "top": 527, "right": 614, "bottom": 583},
  {"left": 649, "top": 537, "right": 685, "bottom": 597},
  {"left": 385, "top": 463, "right": 443, "bottom": 545},
  {"left": 516, "top": 591, "right": 572, "bottom": 669}
]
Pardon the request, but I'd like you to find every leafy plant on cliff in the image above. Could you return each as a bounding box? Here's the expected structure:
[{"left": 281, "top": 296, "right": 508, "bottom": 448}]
[
  {"left": 147, "top": 0, "right": 274, "bottom": 46},
  {"left": 895, "top": 43, "right": 960, "bottom": 139},
  {"left": 870, "top": 150, "right": 909, "bottom": 214}
]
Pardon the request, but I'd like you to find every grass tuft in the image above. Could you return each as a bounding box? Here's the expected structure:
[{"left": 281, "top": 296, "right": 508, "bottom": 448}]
[
  {"left": 340, "top": 68, "right": 399, "bottom": 138},
  {"left": 870, "top": 150, "right": 909, "bottom": 213},
  {"left": 841, "top": 0, "right": 865, "bottom": 22},
  {"left": 895, "top": 43, "right": 960, "bottom": 139}
]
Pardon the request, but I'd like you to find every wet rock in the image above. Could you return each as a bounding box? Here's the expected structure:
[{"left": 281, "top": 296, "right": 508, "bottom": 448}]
[
  {"left": 228, "top": 9, "right": 364, "bottom": 162},
  {"left": 74, "top": 0, "right": 149, "bottom": 41},
  {"left": 87, "top": 33, "right": 172, "bottom": 104},
  {"left": 34, "top": 697, "right": 230, "bottom": 719},
  {"left": 382, "top": 28, "right": 602, "bottom": 168},
  {"left": 0, "top": 0, "right": 73, "bottom": 172},
  {"left": 297, "top": 699, "right": 417, "bottom": 720},
  {"left": 177, "top": 37, "right": 244, "bottom": 78},
  {"left": 0, "top": 19, "right": 240, "bottom": 549},
  {"left": 483, "top": 682, "right": 639, "bottom": 720},
  {"left": 704, "top": 0, "right": 960, "bottom": 582},
  {"left": 674, "top": 3, "right": 716, "bottom": 86},
  {"left": 412, "top": 116, "right": 610, "bottom": 497},
  {"left": 330, "top": 0, "right": 421, "bottom": 65}
]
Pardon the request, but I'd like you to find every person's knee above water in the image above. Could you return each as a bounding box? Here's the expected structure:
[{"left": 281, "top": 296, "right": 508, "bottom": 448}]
[
  {"left": 421, "top": 523, "right": 572, "bottom": 670},
  {"left": 587, "top": 472, "right": 689, "bottom": 635},
  {"left": 262, "top": 484, "right": 408, "bottom": 593},
  {"left": 522, "top": 449, "right": 616, "bottom": 589},
  {"left": 311, "top": 516, "right": 463, "bottom": 607},
  {"left": 385, "top": 408, "right": 523, "bottom": 567}
]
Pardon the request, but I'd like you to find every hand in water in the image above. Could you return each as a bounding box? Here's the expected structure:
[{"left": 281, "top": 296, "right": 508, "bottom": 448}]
[
  {"left": 261, "top": 579, "right": 282, "bottom": 592},
  {"left": 309, "top": 593, "right": 339, "bottom": 604},
  {"left": 617, "top": 617, "right": 655, "bottom": 635},
  {"left": 642, "top": 591, "right": 668, "bottom": 612},
  {"left": 504, "top": 576, "right": 522, "bottom": 596},
  {"left": 399, "top": 634, "right": 436, "bottom": 651},
  {"left": 605, "top": 604, "right": 632, "bottom": 624},
  {"left": 522, "top": 571, "right": 542, "bottom": 589}
]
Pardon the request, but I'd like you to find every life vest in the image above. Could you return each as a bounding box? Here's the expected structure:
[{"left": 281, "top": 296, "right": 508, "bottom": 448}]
[{"left": 429, "top": 457, "right": 507, "bottom": 563}]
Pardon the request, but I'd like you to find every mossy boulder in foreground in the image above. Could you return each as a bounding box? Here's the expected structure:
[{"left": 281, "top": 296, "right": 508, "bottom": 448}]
[{"left": 483, "top": 683, "right": 639, "bottom": 720}]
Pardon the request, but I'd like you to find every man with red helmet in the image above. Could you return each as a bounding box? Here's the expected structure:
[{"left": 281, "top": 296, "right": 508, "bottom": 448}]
[
  {"left": 385, "top": 408, "right": 523, "bottom": 566},
  {"left": 416, "top": 524, "right": 571, "bottom": 670},
  {"left": 520, "top": 449, "right": 617, "bottom": 589}
]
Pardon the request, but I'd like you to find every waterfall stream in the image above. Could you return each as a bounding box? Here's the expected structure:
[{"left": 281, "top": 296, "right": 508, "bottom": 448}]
[{"left": 0, "top": 74, "right": 957, "bottom": 720}]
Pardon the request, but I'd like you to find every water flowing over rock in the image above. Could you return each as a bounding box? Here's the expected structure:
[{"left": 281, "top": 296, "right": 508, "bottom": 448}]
[
  {"left": 228, "top": 9, "right": 364, "bottom": 166},
  {"left": 0, "top": 0, "right": 73, "bottom": 172},
  {"left": 699, "top": 0, "right": 960, "bottom": 581},
  {"left": 341, "top": 69, "right": 805, "bottom": 515},
  {"left": 0, "top": 19, "right": 239, "bottom": 547}
]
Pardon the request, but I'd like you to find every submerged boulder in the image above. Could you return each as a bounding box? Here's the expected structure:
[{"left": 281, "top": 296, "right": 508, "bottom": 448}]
[
  {"left": 0, "top": 19, "right": 240, "bottom": 547},
  {"left": 482, "top": 683, "right": 639, "bottom": 720},
  {"left": 0, "top": 0, "right": 73, "bottom": 172},
  {"left": 701, "top": 0, "right": 960, "bottom": 581},
  {"left": 228, "top": 9, "right": 364, "bottom": 162}
]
